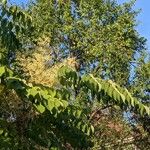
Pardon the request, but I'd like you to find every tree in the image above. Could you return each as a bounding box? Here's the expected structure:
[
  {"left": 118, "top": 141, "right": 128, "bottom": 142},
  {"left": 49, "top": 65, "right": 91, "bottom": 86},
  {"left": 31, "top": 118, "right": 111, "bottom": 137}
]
[
  {"left": 28, "top": 0, "right": 146, "bottom": 85},
  {"left": 0, "top": 0, "right": 150, "bottom": 149}
]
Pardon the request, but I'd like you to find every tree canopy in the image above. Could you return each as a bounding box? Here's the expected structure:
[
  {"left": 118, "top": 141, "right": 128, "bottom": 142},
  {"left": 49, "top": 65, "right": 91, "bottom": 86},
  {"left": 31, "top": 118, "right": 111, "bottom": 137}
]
[{"left": 0, "top": 0, "right": 150, "bottom": 149}]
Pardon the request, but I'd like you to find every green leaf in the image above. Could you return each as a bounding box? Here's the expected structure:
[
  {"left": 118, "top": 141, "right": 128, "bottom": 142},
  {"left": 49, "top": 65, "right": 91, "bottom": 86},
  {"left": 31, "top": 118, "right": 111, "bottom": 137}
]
[
  {"left": 34, "top": 103, "right": 45, "bottom": 113},
  {"left": 82, "top": 124, "right": 86, "bottom": 132},
  {"left": 6, "top": 77, "right": 25, "bottom": 90},
  {"left": 0, "top": 128, "right": 3, "bottom": 135},
  {"left": 48, "top": 100, "right": 55, "bottom": 111},
  {"left": 27, "top": 86, "right": 40, "bottom": 98},
  {"left": 9, "top": 6, "right": 17, "bottom": 15},
  {"left": 139, "top": 104, "right": 144, "bottom": 116},
  {"left": 1, "top": 0, "right": 7, "bottom": 5},
  {"left": 75, "top": 110, "right": 82, "bottom": 118},
  {"left": 144, "top": 106, "right": 150, "bottom": 116},
  {"left": 61, "top": 100, "right": 68, "bottom": 108},
  {"left": 90, "top": 125, "right": 94, "bottom": 134},
  {"left": 0, "top": 66, "right": 5, "bottom": 77}
]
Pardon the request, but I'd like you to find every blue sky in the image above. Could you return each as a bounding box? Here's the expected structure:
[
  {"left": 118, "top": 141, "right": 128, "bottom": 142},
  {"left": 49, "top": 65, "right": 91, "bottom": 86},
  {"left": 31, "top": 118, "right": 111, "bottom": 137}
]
[{"left": 11, "top": 0, "right": 150, "bottom": 51}]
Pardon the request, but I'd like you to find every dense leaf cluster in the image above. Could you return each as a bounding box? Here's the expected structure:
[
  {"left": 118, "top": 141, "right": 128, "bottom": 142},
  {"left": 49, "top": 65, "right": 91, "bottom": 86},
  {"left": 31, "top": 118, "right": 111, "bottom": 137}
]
[{"left": 0, "top": 0, "right": 150, "bottom": 149}]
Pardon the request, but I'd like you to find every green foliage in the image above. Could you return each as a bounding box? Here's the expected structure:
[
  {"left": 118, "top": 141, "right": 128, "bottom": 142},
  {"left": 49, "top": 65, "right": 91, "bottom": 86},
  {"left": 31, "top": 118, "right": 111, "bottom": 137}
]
[
  {"left": 0, "top": 65, "right": 94, "bottom": 149},
  {"left": 0, "top": 64, "right": 149, "bottom": 149},
  {"left": 0, "top": 3, "right": 31, "bottom": 47},
  {"left": 29, "top": 0, "right": 146, "bottom": 85},
  {"left": 58, "top": 66, "right": 150, "bottom": 116},
  {"left": 0, "top": 0, "right": 150, "bottom": 149}
]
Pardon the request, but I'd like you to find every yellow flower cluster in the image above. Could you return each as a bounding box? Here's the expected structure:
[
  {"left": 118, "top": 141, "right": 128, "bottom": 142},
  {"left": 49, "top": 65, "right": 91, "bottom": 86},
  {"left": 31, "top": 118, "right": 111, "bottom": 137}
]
[{"left": 17, "top": 46, "right": 77, "bottom": 87}]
